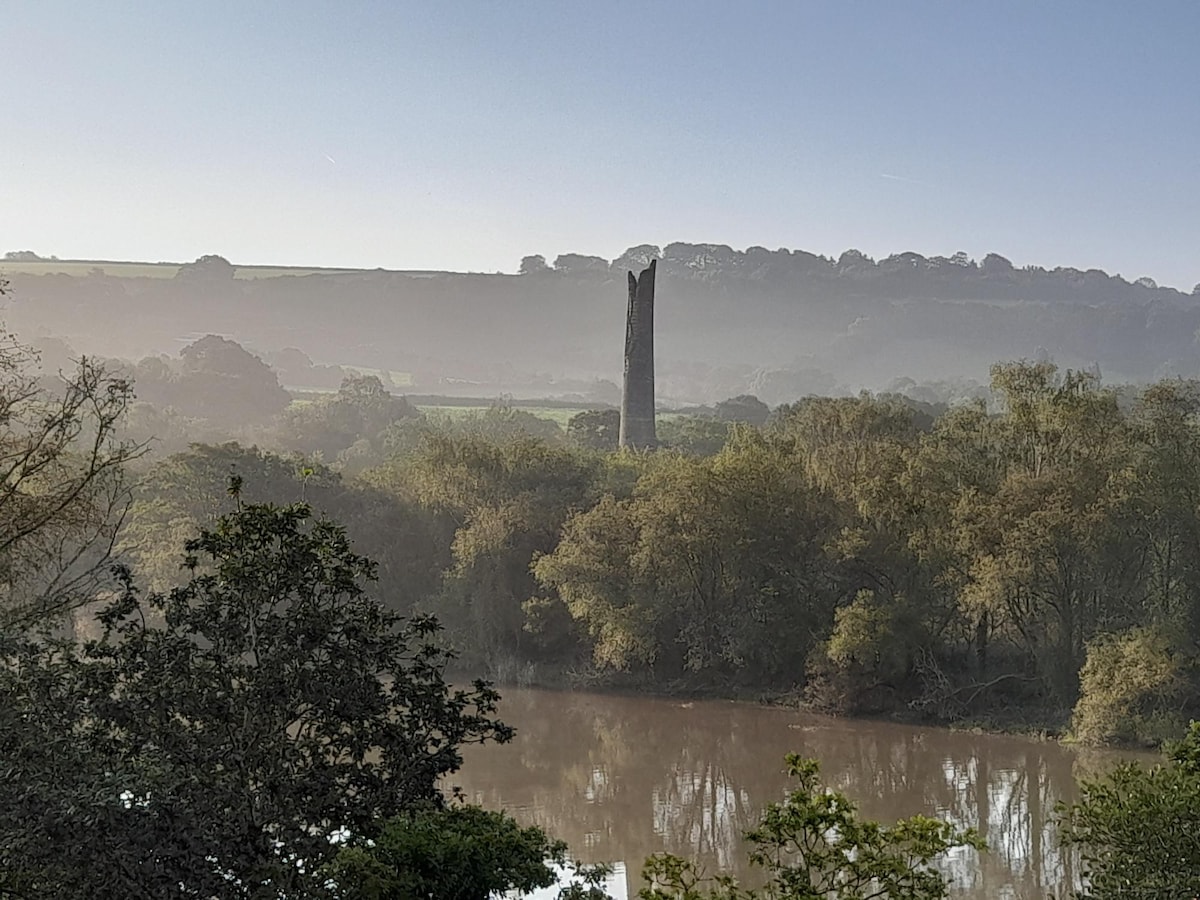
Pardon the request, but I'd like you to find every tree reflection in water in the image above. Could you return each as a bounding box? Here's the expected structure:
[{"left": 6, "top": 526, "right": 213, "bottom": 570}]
[{"left": 455, "top": 689, "right": 1153, "bottom": 898}]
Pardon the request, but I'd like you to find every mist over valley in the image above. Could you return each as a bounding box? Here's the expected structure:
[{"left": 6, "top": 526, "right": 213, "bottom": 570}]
[{"left": 4, "top": 242, "right": 1196, "bottom": 412}]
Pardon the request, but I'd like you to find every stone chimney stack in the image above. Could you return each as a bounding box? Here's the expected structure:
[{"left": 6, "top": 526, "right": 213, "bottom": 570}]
[{"left": 619, "top": 260, "right": 657, "bottom": 449}]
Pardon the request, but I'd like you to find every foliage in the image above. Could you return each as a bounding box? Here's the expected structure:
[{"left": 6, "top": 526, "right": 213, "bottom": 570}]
[
  {"left": 0, "top": 314, "right": 142, "bottom": 631},
  {"left": 657, "top": 415, "right": 732, "bottom": 456},
  {"left": 1071, "top": 626, "right": 1190, "bottom": 746},
  {"left": 538, "top": 440, "right": 836, "bottom": 681},
  {"left": 568, "top": 408, "right": 621, "bottom": 451},
  {"left": 120, "top": 442, "right": 448, "bottom": 613},
  {"left": 637, "top": 755, "right": 983, "bottom": 900},
  {"left": 126, "top": 334, "right": 292, "bottom": 430},
  {"left": 808, "top": 590, "right": 929, "bottom": 715},
  {"left": 0, "top": 497, "right": 511, "bottom": 899},
  {"left": 519, "top": 254, "right": 550, "bottom": 275},
  {"left": 328, "top": 803, "right": 611, "bottom": 900},
  {"left": 272, "top": 374, "right": 419, "bottom": 467},
  {"left": 1059, "top": 721, "right": 1200, "bottom": 899},
  {"left": 85, "top": 356, "right": 1200, "bottom": 735},
  {"left": 714, "top": 394, "right": 770, "bottom": 426},
  {"left": 174, "top": 253, "right": 236, "bottom": 280},
  {"left": 399, "top": 433, "right": 600, "bottom": 668}
]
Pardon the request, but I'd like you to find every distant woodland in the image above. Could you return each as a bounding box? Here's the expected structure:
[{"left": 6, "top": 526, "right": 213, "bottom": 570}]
[
  {"left": 4, "top": 244, "right": 1200, "bottom": 748},
  {"left": 4, "top": 263, "right": 1200, "bottom": 896},
  {"left": 95, "top": 361, "right": 1200, "bottom": 751},
  {"left": 3, "top": 243, "right": 1199, "bottom": 404}
]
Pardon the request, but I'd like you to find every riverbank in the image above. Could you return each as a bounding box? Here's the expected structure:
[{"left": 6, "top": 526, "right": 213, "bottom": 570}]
[{"left": 457, "top": 661, "right": 1106, "bottom": 750}]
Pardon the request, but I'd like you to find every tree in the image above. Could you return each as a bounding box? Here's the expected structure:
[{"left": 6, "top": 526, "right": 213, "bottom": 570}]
[
  {"left": 0, "top": 497, "right": 512, "bottom": 898},
  {"left": 612, "top": 245, "right": 662, "bottom": 272},
  {"left": 714, "top": 395, "right": 770, "bottom": 426},
  {"left": 1071, "top": 626, "right": 1190, "bottom": 746},
  {"left": 519, "top": 254, "right": 549, "bottom": 275},
  {"left": 175, "top": 253, "right": 236, "bottom": 280},
  {"left": 657, "top": 415, "right": 731, "bottom": 456},
  {"left": 567, "top": 408, "right": 621, "bottom": 451},
  {"left": 1059, "top": 721, "right": 1200, "bottom": 899},
  {"left": 955, "top": 363, "right": 1131, "bottom": 703},
  {"left": 638, "top": 755, "right": 982, "bottom": 899},
  {"left": 836, "top": 249, "right": 875, "bottom": 274},
  {"left": 121, "top": 442, "right": 448, "bottom": 613},
  {"left": 980, "top": 253, "right": 1014, "bottom": 276},
  {"left": 0, "top": 301, "right": 142, "bottom": 631},
  {"left": 174, "top": 334, "right": 292, "bottom": 425},
  {"left": 553, "top": 253, "right": 609, "bottom": 275},
  {"left": 538, "top": 440, "right": 837, "bottom": 681},
  {"left": 272, "top": 374, "right": 419, "bottom": 464},
  {"left": 328, "top": 804, "right": 611, "bottom": 900},
  {"left": 403, "top": 434, "right": 600, "bottom": 667}
]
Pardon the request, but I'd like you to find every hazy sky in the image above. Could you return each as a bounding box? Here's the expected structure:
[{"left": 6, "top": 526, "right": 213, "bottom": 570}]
[{"left": 2, "top": 1, "right": 1197, "bottom": 288}]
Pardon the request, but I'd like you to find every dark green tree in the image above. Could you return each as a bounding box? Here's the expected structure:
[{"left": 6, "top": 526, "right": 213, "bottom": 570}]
[
  {"left": 328, "top": 803, "right": 611, "bottom": 900},
  {"left": 1059, "top": 721, "right": 1200, "bottom": 898},
  {"left": 0, "top": 496, "right": 511, "bottom": 899}
]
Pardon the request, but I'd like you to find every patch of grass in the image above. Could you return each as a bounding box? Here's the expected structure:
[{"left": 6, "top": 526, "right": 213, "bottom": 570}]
[
  {"left": 416, "top": 405, "right": 587, "bottom": 428},
  {"left": 233, "top": 266, "right": 365, "bottom": 279},
  {"left": 0, "top": 260, "right": 442, "bottom": 281},
  {"left": 0, "top": 261, "right": 179, "bottom": 278}
]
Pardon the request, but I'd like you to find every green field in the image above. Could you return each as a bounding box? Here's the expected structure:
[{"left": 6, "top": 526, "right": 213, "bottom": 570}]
[
  {"left": 0, "top": 261, "right": 180, "bottom": 278},
  {"left": 417, "top": 405, "right": 585, "bottom": 428},
  {"left": 0, "top": 259, "right": 445, "bottom": 280}
]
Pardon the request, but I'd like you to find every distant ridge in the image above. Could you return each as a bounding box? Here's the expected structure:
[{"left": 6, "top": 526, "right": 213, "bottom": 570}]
[
  {"left": 4, "top": 242, "right": 1199, "bottom": 399},
  {"left": 0, "top": 257, "right": 447, "bottom": 280},
  {"left": 3, "top": 244, "right": 1196, "bottom": 294}
]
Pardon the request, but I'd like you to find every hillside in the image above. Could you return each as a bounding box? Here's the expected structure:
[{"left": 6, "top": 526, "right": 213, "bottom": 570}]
[{"left": 3, "top": 244, "right": 1197, "bottom": 404}]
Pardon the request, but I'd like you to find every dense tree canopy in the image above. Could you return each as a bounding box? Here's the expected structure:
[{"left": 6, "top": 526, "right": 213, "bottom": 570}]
[
  {"left": 62, "top": 351, "right": 1200, "bottom": 744},
  {"left": 0, "top": 498, "right": 512, "bottom": 899}
]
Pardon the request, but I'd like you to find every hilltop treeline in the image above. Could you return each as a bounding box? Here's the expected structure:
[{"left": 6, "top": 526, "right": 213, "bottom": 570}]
[
  {"left": 122, "top": 360, "right": 1200, "bottom": 747},
  {"left": 5, "top": 243, "right": 1199, "bottom": 402}
]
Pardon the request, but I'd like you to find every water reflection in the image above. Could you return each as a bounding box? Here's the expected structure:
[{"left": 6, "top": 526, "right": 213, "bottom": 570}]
[{"left": 456, "top": 689, "right": 1152, "bottom": 899}]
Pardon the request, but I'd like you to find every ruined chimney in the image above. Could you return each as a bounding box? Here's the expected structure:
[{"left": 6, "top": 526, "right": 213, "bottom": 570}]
[{"left": 619, "top": 260, "right": 657, "bottom": 449}]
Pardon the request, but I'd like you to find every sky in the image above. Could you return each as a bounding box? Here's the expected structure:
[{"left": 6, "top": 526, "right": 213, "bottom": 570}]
[{"left": 1, "top": 1, "right": 1198, "bottom": 289}]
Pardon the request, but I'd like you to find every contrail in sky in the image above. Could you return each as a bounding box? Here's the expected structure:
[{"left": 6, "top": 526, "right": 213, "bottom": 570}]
[{"left": 879, "top": 172, "right": 927, "bottom": 186}]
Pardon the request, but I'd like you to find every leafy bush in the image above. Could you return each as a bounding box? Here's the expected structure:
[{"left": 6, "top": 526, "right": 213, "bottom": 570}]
[
  {"left": 328, "top": 804, "right": 582, "bottom": 899},
  {"left": 638, "top": 755, "right": 983, "bottom": 900},
  {"left": 806, "top": 591, "right": 918, "bottom": 714},
  {"left": 1071, "top": 626, "right": 1191, "bottom": 746},
  {"left": 1060, "top": 721, "right": 1200, "bottom": 898}
]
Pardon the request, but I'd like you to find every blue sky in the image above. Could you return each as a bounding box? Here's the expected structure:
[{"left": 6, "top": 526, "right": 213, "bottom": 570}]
[{"left": 2, "top": 1, "right": 1197, "bottom": 288}]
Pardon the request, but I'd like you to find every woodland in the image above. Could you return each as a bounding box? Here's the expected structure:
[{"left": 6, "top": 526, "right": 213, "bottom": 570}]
[
  {"left": 4, "top": 244, "right": 1200, "bottom": 405},
  {"left": 3, "top": 268, "right": 1200, "bottom": 897},
  {"left": 37, "top": 323, "right": 1200, "bottom": 749}
]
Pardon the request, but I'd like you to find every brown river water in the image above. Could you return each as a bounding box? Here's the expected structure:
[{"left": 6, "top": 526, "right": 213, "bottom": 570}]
[{"left": 455, "top": 687, "right": 1155, "bottom": 899}]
